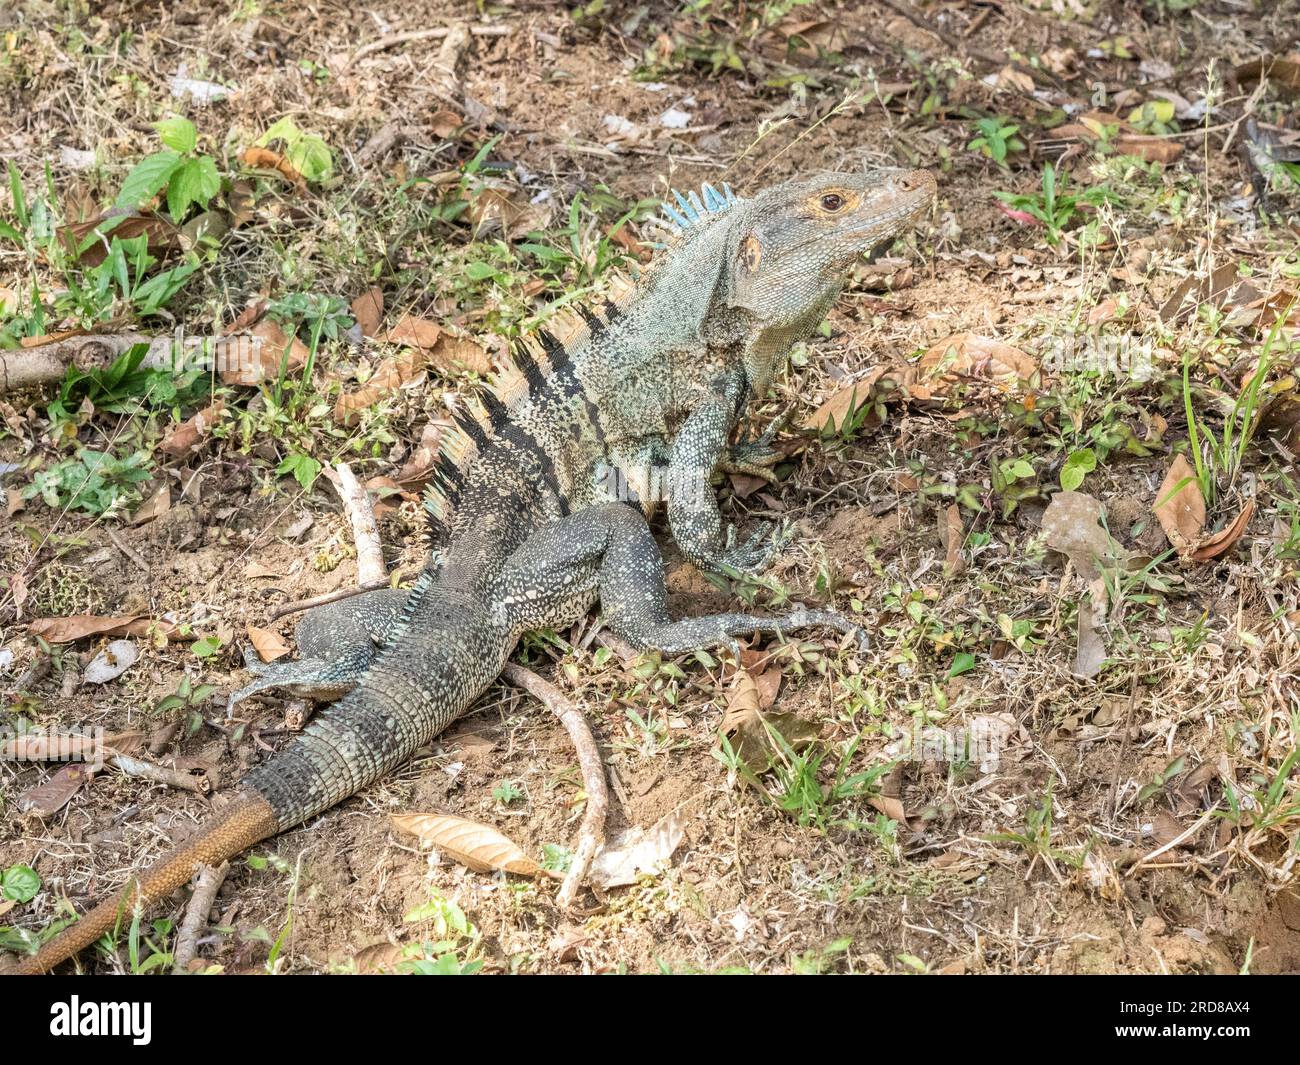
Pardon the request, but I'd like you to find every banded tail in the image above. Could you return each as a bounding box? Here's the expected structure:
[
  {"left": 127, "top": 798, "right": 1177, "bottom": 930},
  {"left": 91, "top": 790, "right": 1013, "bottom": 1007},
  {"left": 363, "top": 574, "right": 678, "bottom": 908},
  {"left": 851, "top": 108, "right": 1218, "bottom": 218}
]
[{"left": 13, "top": 792, "right": 279, "bottom": 974}]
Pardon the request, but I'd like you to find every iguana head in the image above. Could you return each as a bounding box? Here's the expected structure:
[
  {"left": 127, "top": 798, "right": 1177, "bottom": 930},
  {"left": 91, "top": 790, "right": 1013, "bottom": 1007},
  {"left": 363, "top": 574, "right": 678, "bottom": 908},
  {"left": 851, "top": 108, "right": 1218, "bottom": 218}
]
[
  {"left": 724, "top": 166, "right": 935, "bottom": 392},
  {"left": 728, "top": 167, "right": 935, "bottom": 315}
]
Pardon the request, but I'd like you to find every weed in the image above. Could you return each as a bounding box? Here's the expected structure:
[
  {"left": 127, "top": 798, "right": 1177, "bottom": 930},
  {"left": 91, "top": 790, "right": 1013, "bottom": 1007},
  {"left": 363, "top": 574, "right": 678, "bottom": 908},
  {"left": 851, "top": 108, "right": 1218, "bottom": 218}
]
[{"left": 995, "top": 163, "right": 1119, "bottom": 246}]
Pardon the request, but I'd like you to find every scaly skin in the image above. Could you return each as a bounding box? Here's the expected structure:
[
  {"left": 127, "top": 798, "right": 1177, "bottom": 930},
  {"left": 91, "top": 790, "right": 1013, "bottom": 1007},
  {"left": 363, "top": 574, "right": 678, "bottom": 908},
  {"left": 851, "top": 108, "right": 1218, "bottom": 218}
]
[{"left": 14, "top": 166, "right": 934, "bottom": 974}]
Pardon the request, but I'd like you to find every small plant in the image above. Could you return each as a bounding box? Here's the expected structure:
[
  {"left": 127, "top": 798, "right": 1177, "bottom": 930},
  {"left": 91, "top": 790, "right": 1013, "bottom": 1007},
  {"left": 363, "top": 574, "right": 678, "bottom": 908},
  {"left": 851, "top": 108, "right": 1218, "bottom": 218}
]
[
  {"left": 115, "top": 117, "right": 221, "bottom": 223},
  {"left": 994, "top": 164, "right": 1118, "bottom": 247},
  {"left": 986, "top": 784, "right": 1082, "bottom": 877},
  {"left": 492, "top": 780, "right": 524, "bottom": 806},
  {"left": 1059, "top": 447, "right": 1096, "bottom": 491},
  {"left": 1137, "top": 755, "right": 1187, "bottom": 803},
  {"left": 967, "top": 117, "right": 1025, "bottom": 166},
  {"left": 402, "top": 889, "right": 483, "bottom": 974},
  {"left": 24, "top": 447, "right": 152, "bottom": 518},
  {"left": 252, "top": 117, "right": 334, "bottom": 184},
  {"left": 156, "top": 674, "right": 219, "bottom": 738}
]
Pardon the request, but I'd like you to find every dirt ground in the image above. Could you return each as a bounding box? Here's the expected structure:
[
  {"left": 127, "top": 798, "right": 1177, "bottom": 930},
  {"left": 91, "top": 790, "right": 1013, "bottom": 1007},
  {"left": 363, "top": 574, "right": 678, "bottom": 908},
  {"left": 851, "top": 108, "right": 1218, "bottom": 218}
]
[{"left": 2, "top": 0, "right": 1300, "bottom": 974}]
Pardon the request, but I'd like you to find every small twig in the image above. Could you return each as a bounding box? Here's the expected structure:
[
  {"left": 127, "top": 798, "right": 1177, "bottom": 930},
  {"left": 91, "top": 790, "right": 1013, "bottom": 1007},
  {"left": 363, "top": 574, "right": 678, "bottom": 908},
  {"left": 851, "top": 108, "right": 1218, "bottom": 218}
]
[
  {"left": 171, "top": 862, "right": 229, "bottom": 973},
  {"left": 349, "top": 24, "right": 510, "bottom": 66},
  {"left": 325, "top": 462, "right": 385, "bottom": 585},
  {"left": 266, "top": 579, "right": 391, "bottom": 622},
  {"left": 1107, "top": 670, "right": 1140, "bottom": 821},
  {"left": 0, "top": 333, "right": 153, "bottom": 394},
  {"left": 500, "top": 663, "right": 608, "bottom": 909},
  {"left": 106, "top": 528, "right": 149, "bottom": 574},
  {"left": 109, "top": 753, "right": 211, "bottom": 794}
]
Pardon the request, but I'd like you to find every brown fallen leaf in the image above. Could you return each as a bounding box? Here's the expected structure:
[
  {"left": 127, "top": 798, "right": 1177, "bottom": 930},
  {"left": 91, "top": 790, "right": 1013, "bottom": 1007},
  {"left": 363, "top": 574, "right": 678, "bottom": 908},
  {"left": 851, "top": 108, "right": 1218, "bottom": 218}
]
[
  {"left": 58, "top": 208, "right": 181, "bottom": 267},
  {"left": 161, "top": 401, "right": 224, "bottom": 458},
  {"left": 1234, "top": 54, "right": 1300, "bottom": 94},
  {"left": 239, "top": 146, "right": 305, "bottom": 189},
  {"left": 334, "top": 350, "right": 427, "bottom": 425},
  {"left": 1115, "top": 135, "right": 1183, "bottom": 164},
  {"left": 131, "top": 482, "right": 171, "bottom": 525},
  {"left": 384, "top": 314, "right": 441, "bottom": 351},
  {"left": 16, "top": 762, "right": 95, "bottom": 817},
  {"left": 430, "top": 334, "right": 491, "bottom": 375},
  {"left": 246, "top": 624, "right": 290, "bottom": 663},
  {"left": 396, "top": 421, "right": 448, "bottom": 488},
  {"left": 390, "top": 812, "right": 550, "bottom": 877},
  {"left": 1153, "top": 454, "right": 1206, "bottom": 554},
  {"left": 1190, "top": 495, "right": 1256, "bottom": 562},
  {"left": 218, "top": 318, "right": 309, "bottom": 386},
  {"left": 720, "top": 670, "right": 819, "bottom": 775},
  {"left": 940, "top": 503, "right": 964, "bottom": 575},
  {"left": 1041, "top": 491, "right": 1130, "bottom": 580},
  {"left": 28, "top": 614, "right": 182, "bottom": 643},
  {"left": 802, "top": 380, "right": 877, "bottom": 434},
  {"left": 351, "top": 286, "right": 384, "bottom": 339},
  {"left": 917, "top": 333, "right": 1037, "bottom": 393}
]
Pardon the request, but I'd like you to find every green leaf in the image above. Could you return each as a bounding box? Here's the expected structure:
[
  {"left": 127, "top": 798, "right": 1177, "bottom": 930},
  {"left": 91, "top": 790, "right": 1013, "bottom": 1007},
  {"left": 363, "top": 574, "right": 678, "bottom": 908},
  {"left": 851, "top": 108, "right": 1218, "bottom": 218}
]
[
  {"left": 116, "top": 150, "right": 183, "bottom": 209},
  {"left": 1, "top": 864, "right": 41, "bottom": 903},
  {"left": 276, "top": 452, "right": 322, "bottom": 491},
  {"left": 1060, "top": 447, "right": 1097, "bottom": 491},
  {"left": 464, "top": 261, "right": 498, "bottom": 282},
  {"left": 166, "top": 156, "right": 220, "bottom": 221},
  {"left": 287, "top": 135, "right": 332, "bottom": 183},
  {"left": 947, "top": 652, "right": 977, "bottom": 679},
  {"left": 155, "top": 116, "right": 197, "bottom": 154}
]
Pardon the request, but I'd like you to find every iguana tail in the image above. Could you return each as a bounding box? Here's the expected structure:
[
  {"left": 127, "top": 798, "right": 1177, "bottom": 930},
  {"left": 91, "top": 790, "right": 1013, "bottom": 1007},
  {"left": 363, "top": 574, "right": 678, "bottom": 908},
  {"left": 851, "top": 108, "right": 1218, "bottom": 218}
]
[{"left": 13, "top": 791, "right": 279, "bottom": 974}]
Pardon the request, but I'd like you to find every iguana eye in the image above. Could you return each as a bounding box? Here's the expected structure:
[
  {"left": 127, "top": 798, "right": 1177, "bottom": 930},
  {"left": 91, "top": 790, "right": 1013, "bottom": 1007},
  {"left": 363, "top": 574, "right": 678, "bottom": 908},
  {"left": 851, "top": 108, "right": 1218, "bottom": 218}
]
[{"left": 820, "top": 193, "right": 845, "bottom": 212}]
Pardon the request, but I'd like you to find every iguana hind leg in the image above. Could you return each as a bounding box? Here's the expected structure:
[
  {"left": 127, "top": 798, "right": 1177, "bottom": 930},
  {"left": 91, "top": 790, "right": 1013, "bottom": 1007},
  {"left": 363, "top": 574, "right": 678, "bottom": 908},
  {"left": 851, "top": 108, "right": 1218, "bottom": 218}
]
[
  {"left": 227, "top": 588, "right": 408, "bottom": 714},
  {"left": 498, "top": 503, "right": 865, "bottom": 655}
]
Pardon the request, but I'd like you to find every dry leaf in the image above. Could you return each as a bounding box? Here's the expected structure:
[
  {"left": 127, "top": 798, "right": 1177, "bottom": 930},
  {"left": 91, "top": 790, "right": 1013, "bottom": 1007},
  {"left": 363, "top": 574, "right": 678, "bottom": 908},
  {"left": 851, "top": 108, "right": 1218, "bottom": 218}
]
[
  {"left": 918, "top": 333, "right": 1037, "bottom": 391},
  {"left": 1075, "top": 577, "right": 1109, "bottom": 679},
  {"left": 803, "top": 382, "right": 867, "bottom": 433},
  {"left": 391, "top": 812, "right": 548, "bottom": 877},
  {"left": 1190, "top": 496, "right": 1256, "bottom": 562},
  {"left": 28, "top": 614, "right": 182, "bottom": 643},
  {"left": 720, "top": 670, "right": 818, "bottom": 774},
  {"left": 246, "top": 624, "right": 290, "bottom": 663},
  {"left": 219, "top": 318, "right": 308, "bottom": 386},
  {"left": 131, "top": 482, "right": 172, "bottom": 524},
  {"left": 430, "top": 334, "right": 491, "bottom": 375},
  {"left": 1041, "top": 491, "right": 1130, "bottom": 580},
  {"left": 351, "top": 287, "right": 384, "bottom": 338},
  {"left": 83, "top": 639, "right": 139, "bottom": 684},
  {"left": 1115, "top": 135, "right": 1183, "bottom": 163},
  {"left": 334, "top": 350, "right": 427, "bottom": 425},
  {"left": 384, "top": 314, "right": 441, "bottom": 351},
  {"left": 1153, "top": 454, "right": 1206, "bottom": 554},
  {"left": 589, "top": 809, "right": 688, "bottom": 888},
  {"left": 161, "top": 401, "right": 224, "bottom": 458},
  {"left": 239, "top": 146, "right": 304, "bottom": 188},
  {"left": 16, "top": 762, "right": 94, "bottom": 817}
]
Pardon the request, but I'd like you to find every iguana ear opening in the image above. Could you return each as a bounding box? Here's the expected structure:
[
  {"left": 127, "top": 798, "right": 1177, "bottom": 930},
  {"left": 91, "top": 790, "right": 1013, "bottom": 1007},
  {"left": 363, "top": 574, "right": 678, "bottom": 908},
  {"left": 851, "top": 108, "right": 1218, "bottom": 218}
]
[{"left": 727, "top": 230, "right": 766, "bottom": 314}]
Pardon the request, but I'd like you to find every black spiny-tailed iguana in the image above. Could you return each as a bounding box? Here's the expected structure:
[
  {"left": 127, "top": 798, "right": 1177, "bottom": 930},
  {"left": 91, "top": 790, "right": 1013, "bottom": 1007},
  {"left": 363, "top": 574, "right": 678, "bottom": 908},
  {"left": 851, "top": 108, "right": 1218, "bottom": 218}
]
[{"left": 13, "top": 165, "right": 935, "bottom": 974}]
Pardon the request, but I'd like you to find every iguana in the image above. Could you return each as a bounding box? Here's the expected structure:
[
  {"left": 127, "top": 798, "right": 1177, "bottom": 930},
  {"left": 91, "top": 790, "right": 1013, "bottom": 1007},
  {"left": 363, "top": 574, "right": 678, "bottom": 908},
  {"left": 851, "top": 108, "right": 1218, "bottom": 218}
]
[{"left": 12, "top": 165, "right": 935, "bottom": 974}]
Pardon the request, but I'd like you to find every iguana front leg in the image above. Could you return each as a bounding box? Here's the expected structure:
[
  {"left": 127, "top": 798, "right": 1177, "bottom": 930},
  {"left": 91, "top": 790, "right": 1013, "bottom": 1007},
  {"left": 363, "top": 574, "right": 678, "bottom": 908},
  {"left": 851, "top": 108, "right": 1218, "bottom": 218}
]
[
  {"left": 498, "top": 503, "right": 864, "bottom": 654},
  {"left": 716, "top": 407, "right": 792, "bottom": 486},
  {"left": 226, "top": 588, "right": 408, "bottom": 714}
]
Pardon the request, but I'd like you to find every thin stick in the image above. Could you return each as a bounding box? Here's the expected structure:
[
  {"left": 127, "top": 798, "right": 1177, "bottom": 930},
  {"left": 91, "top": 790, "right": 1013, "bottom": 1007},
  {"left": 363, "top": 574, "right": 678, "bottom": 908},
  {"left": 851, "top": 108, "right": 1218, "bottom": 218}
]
[
  {"left": 171, "top": 861, "right": 229, "bottom": 973},
  {"left": 349, "top": 24, "right": 510, "bottom": 66},
  {"left": 501, "top": 663, "right": 608, "bottom": 909},
  {"left": 326, "top": 462, "right": 385, "bottom": 585},
  {"left": 266, "top": 579, "right": 391, "bottom": 622},
  {"left": 1107, "top": 670, "right": 1140, "bottom": 821},
  {"left": 109, "top": 753, "right": 211, "bottom": 794}
]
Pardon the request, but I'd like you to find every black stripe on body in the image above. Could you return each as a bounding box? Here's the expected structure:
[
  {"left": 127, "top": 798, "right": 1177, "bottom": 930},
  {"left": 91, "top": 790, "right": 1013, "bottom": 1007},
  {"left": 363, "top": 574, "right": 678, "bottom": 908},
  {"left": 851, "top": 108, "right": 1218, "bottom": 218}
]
[
  {"left": 512, "top": 340, "right": 547, "bottom": 393},
  {"left": 497, "top": 423, "right": 572, "bottom": 517}
]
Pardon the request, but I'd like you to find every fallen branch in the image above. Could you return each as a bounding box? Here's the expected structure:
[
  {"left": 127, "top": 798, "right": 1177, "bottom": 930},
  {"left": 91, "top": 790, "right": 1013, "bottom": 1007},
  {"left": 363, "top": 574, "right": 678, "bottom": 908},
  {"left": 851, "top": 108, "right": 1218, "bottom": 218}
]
[
  {"left": 171, "top": 861, "right": 229, "bottom": 973},
  {"left": 266, "top": 578, "right": 392, "bottom": 622},
  {"left": 501, "top": 663, "right": 608, "bottom": 909},
  {"left": 326, "top": 462, "right": 385, "bottom": 584},
  {"left": 0, "top": 334, "right": 154, "bottom": 393},
  {"left": 109, "top": 753, "right": 211, "bottom": 795},
  {"left": 349, "top": 24, "right": 510, "bottom": 66}
]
